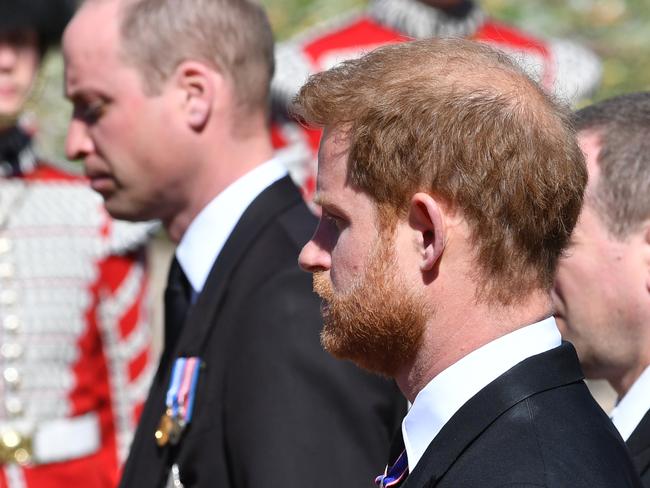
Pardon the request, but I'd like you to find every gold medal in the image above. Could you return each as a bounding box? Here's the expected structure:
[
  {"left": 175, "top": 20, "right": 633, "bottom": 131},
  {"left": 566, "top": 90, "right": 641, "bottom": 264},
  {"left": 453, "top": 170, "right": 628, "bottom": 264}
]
[
  {"left": 157, "top": 357, "right": 201, "bottom": 449},
  {"left": 155, "top": 410, "right": 174, "bottom": 447},
  {"left": 168, "top": 416, "right": 183, "bottom": 445}
]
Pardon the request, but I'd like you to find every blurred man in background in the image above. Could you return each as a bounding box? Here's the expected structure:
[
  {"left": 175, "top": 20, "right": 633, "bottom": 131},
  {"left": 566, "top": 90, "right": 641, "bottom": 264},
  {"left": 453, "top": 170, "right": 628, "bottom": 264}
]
[
  {"left": 271, "top": 0, "right": 602, "bottom": 198},
  {"left": 553, "top": 92, "right": 650, "bottom": 486},
  {"left": 63, "top": 0, "right": 405, "bottom": 486},
  {"left": 0, "top": 1, "right": 155, "bottom": 487},
  {"left": 295, "top": 38, "right": 640, "bottom": 487}
]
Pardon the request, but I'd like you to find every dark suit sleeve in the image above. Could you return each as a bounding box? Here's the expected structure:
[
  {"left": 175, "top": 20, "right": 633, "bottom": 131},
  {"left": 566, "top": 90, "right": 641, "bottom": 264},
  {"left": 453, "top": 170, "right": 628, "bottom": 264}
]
[
  {"left": 632, "top": 446, "right": 650, "bottom": 487},
  {"left": 627, "top": 410, "right": 650, "bottom": 487},
  {"left": 223, "top": 267, "right": 406, "bottom": 488},
  {"left": 493, "top": 484, "right": 546, "bottom": 487}
]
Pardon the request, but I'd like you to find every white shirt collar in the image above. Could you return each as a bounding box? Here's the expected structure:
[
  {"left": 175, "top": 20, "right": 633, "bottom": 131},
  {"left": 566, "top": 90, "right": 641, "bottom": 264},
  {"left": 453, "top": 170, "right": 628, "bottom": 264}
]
[
  {"left": 402, "top": 316, "right": 561, "bottom": 473},
  {"left": 610, "top": 365, "right": 650, "bottom": 441},
  {"left": 175, "top": 158, "right": 287, "bottom": 295}
]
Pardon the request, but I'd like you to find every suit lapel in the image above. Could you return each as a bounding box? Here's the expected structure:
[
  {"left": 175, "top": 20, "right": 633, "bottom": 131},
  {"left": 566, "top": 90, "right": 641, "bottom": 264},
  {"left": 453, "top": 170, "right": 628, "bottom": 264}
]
[
  {"left": 172, "top": 175, "right": 302, "bottom": 358},
  {"left": 626, "top": 410, "right": 650, "bottom": 478},
  {"left": 403, "top": 342, "right": 584, "bottom": 488},
  {"left": 122, "top": 176, "right": 303, "bottom": 485}
]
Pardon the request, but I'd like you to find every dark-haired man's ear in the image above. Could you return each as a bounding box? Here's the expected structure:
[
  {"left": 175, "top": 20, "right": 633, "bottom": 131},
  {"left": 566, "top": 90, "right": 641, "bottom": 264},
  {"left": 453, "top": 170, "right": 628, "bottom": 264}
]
[
  {"left": 408, "top": 192, "right": 446, "bottom": 272},
  {"left": 174, "top": 61, "right": 216, "bottom": 131}
]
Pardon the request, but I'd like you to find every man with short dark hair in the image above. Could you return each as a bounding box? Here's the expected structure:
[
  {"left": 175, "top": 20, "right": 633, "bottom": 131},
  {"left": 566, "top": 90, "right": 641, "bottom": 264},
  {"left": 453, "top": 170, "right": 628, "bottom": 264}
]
[
  {"left": 553, "top": 92, "right": 650, "bottom": 486},
  {"left": 295, "top": 38, "right": 641, "bottom": 487},
  {"left": 0, "top": 2, "right": 154, "bottom": 486},
  {"left": 63, "top": 0, "right": 405, "bottom": 486}
]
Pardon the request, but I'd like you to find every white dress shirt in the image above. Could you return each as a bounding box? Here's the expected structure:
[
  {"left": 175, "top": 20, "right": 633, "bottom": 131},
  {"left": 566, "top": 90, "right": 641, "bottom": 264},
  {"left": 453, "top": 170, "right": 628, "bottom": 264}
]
[
  {"left": 402, "top": 317, "right": 562, "bottom": 473},
  {"left": 175, "top": 158, "right": 288, "bottom": 298},
  {"left": 610, "top": 365, "right": 650, "bottom": 441}
]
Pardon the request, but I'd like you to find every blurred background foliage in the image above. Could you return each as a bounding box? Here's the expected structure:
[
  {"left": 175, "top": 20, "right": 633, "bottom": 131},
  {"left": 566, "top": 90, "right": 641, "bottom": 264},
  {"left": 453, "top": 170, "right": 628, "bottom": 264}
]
[{"left": 33, "top": 0, "right": 649, "bottom": 164}]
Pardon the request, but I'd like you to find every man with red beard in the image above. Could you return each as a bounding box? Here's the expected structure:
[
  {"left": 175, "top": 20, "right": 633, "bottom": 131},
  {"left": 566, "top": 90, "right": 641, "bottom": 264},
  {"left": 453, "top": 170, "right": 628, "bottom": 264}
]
[{"left": 296, "top": 38, "right": 641, "bottom": 487}]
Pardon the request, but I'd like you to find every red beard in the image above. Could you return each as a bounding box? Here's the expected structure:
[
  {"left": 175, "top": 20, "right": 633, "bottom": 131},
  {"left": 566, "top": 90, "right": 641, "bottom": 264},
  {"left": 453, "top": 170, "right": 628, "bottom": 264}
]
[{"left": 313, "top": 235, "right": 427, "bottom": 377}]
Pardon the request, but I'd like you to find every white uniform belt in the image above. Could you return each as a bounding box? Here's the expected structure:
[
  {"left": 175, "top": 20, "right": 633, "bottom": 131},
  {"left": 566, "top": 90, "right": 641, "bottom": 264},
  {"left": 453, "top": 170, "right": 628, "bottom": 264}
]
[{"left": 0, "top": 412, "right": 101, "bottom": 465}]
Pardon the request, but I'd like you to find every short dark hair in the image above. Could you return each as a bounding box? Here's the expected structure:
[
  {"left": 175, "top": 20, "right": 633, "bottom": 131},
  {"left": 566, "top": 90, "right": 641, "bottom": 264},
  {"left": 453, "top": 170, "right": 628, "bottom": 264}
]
[
  {"left": 574, "top": 92, "right": 650, "bottom": 237},
  {"left": 293, "top": 38, "right": 587, "bottom": 304}
]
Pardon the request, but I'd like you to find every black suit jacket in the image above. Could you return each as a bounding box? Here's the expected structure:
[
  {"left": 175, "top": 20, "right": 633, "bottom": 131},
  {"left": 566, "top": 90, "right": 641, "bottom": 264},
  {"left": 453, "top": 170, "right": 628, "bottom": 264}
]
[
  {"left": 401, "top": 343, "right": 642, "bottom": 488},
  {"left": 628, "top": 409, "right": 650, "bottom": 486},
  {"left": 120, "top": 176, "right": 406, "bottom": 487}
]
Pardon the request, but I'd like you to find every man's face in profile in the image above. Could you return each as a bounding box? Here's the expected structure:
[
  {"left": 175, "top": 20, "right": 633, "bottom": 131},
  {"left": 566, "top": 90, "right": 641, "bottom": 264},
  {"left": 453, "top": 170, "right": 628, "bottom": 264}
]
[
  {"left": 552, "top": 131, "right": 643, "bottom": 380},
  {"left": 299, "top": 128, "right": 427, "bottom": 377},
  {"left": 63, "top": 0, "right": 187, "bottom": 223}
]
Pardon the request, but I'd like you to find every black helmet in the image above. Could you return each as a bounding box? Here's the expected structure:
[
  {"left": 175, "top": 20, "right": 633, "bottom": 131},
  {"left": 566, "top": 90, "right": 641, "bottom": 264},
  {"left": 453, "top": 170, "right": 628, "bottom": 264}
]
[{"left": 0, "top": 0, "right": 78, "bottom": 51}]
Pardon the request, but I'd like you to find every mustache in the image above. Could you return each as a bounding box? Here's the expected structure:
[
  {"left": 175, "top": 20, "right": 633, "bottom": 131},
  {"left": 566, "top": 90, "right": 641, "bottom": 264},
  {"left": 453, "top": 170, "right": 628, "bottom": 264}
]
[
  {"left": 312, "top": 271, "right": 334, "bottom": 300},
  {"left": 312, "top": 271, "right": 336, "bottom": 321}
]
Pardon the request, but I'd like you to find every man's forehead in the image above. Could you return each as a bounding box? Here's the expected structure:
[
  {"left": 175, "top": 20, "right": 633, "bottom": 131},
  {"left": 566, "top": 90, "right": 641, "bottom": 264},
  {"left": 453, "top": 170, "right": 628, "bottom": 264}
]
[
  {"left": 313, "top": 167, "right": 378, "bottom": 221},
  {"left": 577, "top": 130, "right": 603, "bottom": 193},
  {"left": 64, "top": 3, "right": 128, "bottom": 90},
  {"left": 575, "top": 131, "right": 611, "bottom": 238},
  {"left": 315, "top": 127, "right": 378, "bottom": 211},
  {"left": 64, "top": 0, "right": 121, "bottom": 56},
  {"left": 318, "top": 125, "right": 352, "bottom": 170}
]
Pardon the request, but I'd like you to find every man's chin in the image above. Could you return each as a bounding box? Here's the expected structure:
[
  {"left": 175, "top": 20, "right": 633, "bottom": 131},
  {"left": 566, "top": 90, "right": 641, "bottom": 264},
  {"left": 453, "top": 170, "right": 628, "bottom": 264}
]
[
  {"left": 320, "top": 322, "right": 410, "bottom": 378},
  {"left": 89, "top": 175, "right": 117, "bottom": 196},
  {"left": 321, "top": 342, "right": 397, "bottom": 379},
  {"left": 104, "top": 199, "right": 149, "bottom": 222}
]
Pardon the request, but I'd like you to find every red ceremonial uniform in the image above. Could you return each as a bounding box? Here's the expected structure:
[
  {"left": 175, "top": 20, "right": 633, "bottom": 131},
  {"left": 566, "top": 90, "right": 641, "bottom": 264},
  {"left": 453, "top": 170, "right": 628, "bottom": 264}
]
[
  {"left": 0, "top": 134, "right": 155, "bottom": 488},
  {"left": 271, "top": 0, "right": 602, "bottom": 197}
]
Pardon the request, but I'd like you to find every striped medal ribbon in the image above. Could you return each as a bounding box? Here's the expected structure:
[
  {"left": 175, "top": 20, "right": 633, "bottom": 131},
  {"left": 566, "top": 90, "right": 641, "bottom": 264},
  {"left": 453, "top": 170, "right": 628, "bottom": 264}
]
[
  {"left": 155, "top": 357, "right": 201, "bottom": 447},
  {"left": 375, "top": 450, "right": 408, "bottom": 488}
]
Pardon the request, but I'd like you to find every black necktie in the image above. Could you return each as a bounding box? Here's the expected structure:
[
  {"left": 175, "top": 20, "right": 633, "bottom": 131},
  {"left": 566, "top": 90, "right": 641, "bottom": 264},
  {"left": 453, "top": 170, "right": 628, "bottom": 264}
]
[{"left": 164, "top": 257, "right": 192, "bottom": 354}]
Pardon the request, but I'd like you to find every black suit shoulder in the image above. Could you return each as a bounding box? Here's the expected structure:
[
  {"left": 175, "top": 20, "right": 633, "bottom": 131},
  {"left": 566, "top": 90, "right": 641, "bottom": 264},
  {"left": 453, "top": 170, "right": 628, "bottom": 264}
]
[
  {"left": 403, "top": 344, "right": 642, "bottom": 488},
  {"left": 227, "top": 190, "right": 315, "bottom": 291},
  {"left": 627, "top": 409, "right": 650, "bottom": 487},
  {"left": 437, "top": 383, "right": 638, "bottom": 487}
]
